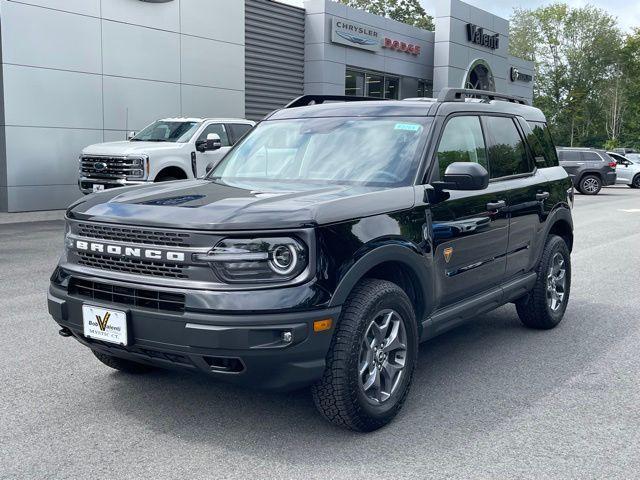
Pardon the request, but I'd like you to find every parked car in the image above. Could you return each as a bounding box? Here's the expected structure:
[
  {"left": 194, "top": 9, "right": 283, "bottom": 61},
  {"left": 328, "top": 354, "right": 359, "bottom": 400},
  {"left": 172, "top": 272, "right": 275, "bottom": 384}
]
[
  {"left": 612, "top": 147, "right": 638, "bottom": 156},
  {"left": 49, "top": 89, "right": 574, "bottom": 432},
  {"left": 608, "top": 152, "right": 640, "bottom": 188},
  {"left": 78, "top": 118, "right": 255, "bottom": 194},
  {"left": 557, "top": 147, "right": 617, "bottom": 195}
]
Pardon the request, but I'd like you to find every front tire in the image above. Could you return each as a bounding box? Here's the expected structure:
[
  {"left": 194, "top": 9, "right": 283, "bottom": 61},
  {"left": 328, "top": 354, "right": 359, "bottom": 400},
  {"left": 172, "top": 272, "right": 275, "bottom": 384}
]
[
  {"left": 516, "top": 235, "right": 571, "bottom": 329},
  {"left": 630, "top": 174, "right": 640, "bottom": 189},
  {"left": 92, "top": 351, "right": 157, "bottom": 374},
  {"left": 578, "top": 175, "right": 601, "bottom": 195},
  {"left": 312, "top": 279, "right": 418, "bottom": 432}
]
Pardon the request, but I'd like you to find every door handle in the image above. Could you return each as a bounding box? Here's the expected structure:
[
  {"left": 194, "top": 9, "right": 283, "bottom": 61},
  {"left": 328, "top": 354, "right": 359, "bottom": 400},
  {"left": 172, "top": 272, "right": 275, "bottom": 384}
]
[
  {"left": 486, "top": 200, "right": 506, "bottom": 211},
  {"left": 536, "top": 192, "right": 550, "bottom": 201}
]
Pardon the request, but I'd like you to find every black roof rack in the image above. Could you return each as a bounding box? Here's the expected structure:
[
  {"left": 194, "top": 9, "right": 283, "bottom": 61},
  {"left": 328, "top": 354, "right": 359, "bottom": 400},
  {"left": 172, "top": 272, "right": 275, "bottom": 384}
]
[
  {"left": 284, "top": 95, "right": 386, "bottom": 109},
  {"left": 437, "top": 88, "right": 529, "bottom": 106}
]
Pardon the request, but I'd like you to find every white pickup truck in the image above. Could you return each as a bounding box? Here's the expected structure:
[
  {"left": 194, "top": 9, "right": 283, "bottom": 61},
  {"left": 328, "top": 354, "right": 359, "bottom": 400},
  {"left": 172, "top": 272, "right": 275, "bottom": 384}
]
[{"left": 78, "top": 117, "right": 255, "bottom": 194}]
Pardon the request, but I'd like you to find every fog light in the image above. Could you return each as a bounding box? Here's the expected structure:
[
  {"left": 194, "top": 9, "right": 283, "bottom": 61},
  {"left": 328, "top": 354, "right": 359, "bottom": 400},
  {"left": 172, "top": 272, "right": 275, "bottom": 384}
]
[{"left": 282, "top": 331, "right": 293, "bottom": 343}]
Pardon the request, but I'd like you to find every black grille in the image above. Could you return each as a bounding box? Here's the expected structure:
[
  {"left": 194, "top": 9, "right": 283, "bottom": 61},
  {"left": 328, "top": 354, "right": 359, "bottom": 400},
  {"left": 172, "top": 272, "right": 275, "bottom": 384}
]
[
  {"left": 76, "top": 223, "right": 191, "bottom": 247},
  {"left": 80, "top": 156, "right": 144, "bottom": 178},
  {"left": 77, "top": 252, "right": 187, "bottom": 279},
  {"left": 69, "top": 278, "right": 185, "bottom": 312}
]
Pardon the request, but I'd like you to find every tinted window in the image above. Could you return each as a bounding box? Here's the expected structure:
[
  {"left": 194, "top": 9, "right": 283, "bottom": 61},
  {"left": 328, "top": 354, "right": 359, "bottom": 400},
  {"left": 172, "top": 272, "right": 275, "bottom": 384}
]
[
  {"left": 228, "top": 123, "right": 253, "bottom": 144},
  {"left": 527, "top": 121, "right": 558, "bottom": 167},
  {"left": 437, "top": 116, "right": 487, "bottom": 177},
  {"left": 558, "top": 150, "right": 581, "bottom": 162},
  {"left": 485, "top": 116, "right": 531, "bottom": 178},
  {"left": 197, "top": 123, "right": 230, "bottom": 147},
  {"left": 582, "top": 151, "right": 603, "bottom": 162}
]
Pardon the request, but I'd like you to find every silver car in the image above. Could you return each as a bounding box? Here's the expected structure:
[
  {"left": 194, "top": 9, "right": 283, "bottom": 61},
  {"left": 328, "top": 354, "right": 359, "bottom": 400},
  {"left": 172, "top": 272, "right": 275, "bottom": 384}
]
[{"left": 608, "top": 152, "right": 640, "bottom": 188}]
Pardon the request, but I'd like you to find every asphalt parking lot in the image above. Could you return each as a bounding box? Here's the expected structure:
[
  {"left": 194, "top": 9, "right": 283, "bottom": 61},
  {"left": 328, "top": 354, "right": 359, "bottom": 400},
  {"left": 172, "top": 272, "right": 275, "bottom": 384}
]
[{"left": 1, "top": 186, "right": 640, "bottom": 480}]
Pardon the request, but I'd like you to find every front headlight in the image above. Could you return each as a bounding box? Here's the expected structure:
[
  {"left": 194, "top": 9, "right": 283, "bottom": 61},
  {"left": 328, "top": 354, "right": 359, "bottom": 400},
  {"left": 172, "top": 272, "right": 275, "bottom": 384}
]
[
  {"left": 126, "top": 155, "right": 148, "bottom": 179},
  {"left": 196, "top": 237, "right": 308, "bottom": 284}
]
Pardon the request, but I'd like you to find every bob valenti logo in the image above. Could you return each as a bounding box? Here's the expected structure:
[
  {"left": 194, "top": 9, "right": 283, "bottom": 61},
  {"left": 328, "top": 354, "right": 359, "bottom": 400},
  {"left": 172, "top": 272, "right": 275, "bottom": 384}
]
[
  {"left": 74, "top": 240, "right": 185, "bottom": 262},
  {"left": 466, "top": 24, "right": 499, "bottom": 50}
]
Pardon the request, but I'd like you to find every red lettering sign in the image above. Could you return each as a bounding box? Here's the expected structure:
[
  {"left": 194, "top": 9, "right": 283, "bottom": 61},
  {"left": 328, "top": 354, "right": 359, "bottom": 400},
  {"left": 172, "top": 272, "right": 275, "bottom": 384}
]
[{"left": 382, "top": 37, "right": 421, "bottom": 55}]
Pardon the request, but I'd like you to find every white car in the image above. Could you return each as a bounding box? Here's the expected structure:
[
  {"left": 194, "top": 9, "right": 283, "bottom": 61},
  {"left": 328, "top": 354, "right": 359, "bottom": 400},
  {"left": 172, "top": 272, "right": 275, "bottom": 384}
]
[
  {"left": 607, "top": 151, "right": 640, "bottom": 189},
  {"left": 78, "top": 118, "right": 255, "bottom": 194}
]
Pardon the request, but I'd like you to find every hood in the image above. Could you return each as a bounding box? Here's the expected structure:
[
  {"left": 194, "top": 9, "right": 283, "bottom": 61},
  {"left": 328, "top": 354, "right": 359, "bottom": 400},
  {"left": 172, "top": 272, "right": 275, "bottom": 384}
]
[
  {"left": 67, "top": 179, "right": 416, "bottom": 230},
  {"left": 82, "top": 141, "right": 187, "bottom": 156}
]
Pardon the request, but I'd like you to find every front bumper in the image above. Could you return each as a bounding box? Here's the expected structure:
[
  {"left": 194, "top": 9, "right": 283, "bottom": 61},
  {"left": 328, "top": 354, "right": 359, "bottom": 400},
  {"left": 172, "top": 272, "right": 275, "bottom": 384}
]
[
  {"left": 79, "top": 177, "right": 146, "bottom": 195},
  {"left": 48, "top": 280, "right": 340, "bottom": 391}
]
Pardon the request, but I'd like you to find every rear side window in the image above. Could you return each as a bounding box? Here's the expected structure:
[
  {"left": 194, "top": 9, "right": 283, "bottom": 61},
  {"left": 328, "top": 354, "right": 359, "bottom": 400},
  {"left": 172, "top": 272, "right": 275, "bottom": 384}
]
[
  {"left": 582, "top": 151, "right": 603, "bottom": 162},
  {"left": 526, "top": 121, "right": 559, "bottom": 167},
  {"left": 228, "top": 123, "right": 253, "bottom": 145},
  {"left": 436, "top": 116, "right": 488, "bottom": 177},
  {"left": 484, "top": 116, "right": 532, "bottom": 179}
]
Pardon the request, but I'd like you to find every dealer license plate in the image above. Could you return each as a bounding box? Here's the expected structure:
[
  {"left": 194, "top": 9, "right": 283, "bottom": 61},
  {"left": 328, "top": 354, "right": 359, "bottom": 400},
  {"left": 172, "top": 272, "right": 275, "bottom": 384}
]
[
  {"left": 92, "top": 184, "right": 105, "bottom": 193},
  {"left": 82, "top": 305, "right": 128, "bottom": 346}
]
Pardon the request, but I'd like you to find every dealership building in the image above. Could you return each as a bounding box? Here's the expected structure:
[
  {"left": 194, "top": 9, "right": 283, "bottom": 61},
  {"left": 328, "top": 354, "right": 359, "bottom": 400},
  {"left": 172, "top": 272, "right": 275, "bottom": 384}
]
[{"left": 0, "top": 0, "right": 534, "bottom": 212}]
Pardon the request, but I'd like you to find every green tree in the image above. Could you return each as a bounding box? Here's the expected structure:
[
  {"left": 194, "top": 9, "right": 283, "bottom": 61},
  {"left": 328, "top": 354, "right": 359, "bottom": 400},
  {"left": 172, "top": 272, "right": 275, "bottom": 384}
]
[
  {"left": 510, "top": 4, "right": 622, "bottom": 147},
  {"left": 618, "top": 29, "right": 640, "bottom": 148},
  {"left": 337, "top": 0, "right": 434, "bottom": 30}
]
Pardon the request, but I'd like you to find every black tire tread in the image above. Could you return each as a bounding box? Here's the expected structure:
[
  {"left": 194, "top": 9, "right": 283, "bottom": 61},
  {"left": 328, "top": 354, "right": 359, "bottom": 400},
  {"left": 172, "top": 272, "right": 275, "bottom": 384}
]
[
  {"left": 311, "top": 279, "right": 417, "bottom": 432},
  {"left": 516, "top": 235, "right": 570, "bottom": 330}
]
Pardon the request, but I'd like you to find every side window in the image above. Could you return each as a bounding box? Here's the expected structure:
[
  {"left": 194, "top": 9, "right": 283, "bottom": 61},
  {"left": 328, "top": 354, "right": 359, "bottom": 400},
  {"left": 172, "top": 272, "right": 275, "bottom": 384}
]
[
  {"left": 526, "top": 121, "right": 559, "bottom": 167},
  {"left": 582, "top": 151, "right": 603, "bottom": 162},
  {"left": 559, "top": 150, "right": 580, "bottom": 162},
  {"left": 197, "top": 123, "right": 230, "bottom": 147},
  {"left": 484, "top": 116, "right": 532, "bottom": 179},
  {"left": 436, "top": 116, "right": 488, "bottom": 177},
  {"left": 228, "top": 123, "right": 253, "bottom": 145}
]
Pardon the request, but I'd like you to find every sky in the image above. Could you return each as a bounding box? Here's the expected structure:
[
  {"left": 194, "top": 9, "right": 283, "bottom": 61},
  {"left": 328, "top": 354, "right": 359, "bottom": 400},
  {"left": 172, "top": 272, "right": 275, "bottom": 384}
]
[{"left": 279, "top": 0, "right": 639, "bottom": 32}]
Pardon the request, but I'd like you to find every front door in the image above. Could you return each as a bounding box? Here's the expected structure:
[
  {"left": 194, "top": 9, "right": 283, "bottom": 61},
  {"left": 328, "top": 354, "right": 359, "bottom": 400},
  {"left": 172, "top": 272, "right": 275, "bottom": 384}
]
[
  {"left": 429, "top": 115, "right": 509, "bottom": 308},
  {"left": 194, "top": 123, "right": 233, "bottom": 177}
]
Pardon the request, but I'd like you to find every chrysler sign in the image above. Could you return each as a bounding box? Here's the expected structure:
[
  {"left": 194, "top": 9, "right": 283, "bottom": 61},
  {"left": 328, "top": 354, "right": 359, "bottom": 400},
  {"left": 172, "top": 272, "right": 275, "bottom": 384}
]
[{"left": 331, "top": 18, "right": 381, "bottom": 52}]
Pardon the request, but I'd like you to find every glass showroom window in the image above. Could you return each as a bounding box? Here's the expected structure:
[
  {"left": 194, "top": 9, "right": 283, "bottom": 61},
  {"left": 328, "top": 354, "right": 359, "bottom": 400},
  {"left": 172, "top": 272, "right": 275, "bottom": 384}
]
[
  {"left": 345, "top": 69, "right": 400, "bottom": 99},
  {"left": 345, "top": 70, "right": 365, "bottom": 96},
  {"left": 417, "top": 79, "right": 432, "bottom": 98}
]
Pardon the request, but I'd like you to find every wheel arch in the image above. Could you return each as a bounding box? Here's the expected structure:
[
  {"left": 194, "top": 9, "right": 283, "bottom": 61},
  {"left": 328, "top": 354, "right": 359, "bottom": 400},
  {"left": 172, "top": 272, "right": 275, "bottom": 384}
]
[
  {"left": 536, "top": 207, "right": 574, "bottom": 266},
  {"left": 328, "top": 244, "right": 433, "bottom": 331},
  {"left": 155, "top": 165, "right": 188, "bottom": 181}
]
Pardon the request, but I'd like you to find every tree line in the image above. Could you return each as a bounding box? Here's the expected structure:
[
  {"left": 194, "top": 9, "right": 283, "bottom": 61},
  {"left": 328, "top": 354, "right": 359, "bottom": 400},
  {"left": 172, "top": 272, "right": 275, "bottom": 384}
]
[{"left": 510, "top": 3, "right": 639, "bottom": 149}]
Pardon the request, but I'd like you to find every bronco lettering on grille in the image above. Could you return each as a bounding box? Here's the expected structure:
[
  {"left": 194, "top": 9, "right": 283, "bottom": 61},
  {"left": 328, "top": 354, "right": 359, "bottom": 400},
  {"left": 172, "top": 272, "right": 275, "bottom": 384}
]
[{"left": 75, "top": 240, "right": 185, "bottom": 262}]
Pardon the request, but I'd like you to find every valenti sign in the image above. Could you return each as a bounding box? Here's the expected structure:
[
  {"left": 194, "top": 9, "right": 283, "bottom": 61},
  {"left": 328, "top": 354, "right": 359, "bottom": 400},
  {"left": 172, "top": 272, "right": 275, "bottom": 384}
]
[
  {"left": 466, "top": 24, "right": 499, "bottom": 50},
  {"left": 331, "top": 18, "right": 421, "bottom": 55}
]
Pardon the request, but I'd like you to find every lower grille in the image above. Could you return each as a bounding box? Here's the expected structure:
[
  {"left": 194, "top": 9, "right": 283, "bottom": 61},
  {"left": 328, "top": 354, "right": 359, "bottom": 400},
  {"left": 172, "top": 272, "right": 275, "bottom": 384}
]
[
  {"left": 69, "top": 278, "right": 185, "bottom": 312},
  {"left": 77, "top": 251, "right": 187, "bottom": 279}
]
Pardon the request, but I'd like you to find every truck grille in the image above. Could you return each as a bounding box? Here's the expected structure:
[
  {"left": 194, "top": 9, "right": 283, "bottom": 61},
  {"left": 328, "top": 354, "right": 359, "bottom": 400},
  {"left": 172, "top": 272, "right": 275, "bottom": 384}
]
[
  {"left": 80, "top": 155, "right": 144, "bottom": 179},
  {"left": 69, "top": 278, "right": 185, "bottom": 312},
  {"left": 76, "top": 222, "right": 191, "bottom": 247},
  {"left": 77, "top": 252, "right": 187, "bottom": 279}
]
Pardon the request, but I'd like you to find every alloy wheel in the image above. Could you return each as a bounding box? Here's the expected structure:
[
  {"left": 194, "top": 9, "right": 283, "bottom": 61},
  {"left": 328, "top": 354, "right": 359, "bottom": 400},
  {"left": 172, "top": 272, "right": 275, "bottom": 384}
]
[
  {"left": 546, "top": 252, "right": 567, "bottom": 312},
  {"left": 582, "top": 177, "right": 599, "bottom": 193},
  {"left": 358, "top": 309, "right": 408, "bottom": 404}
]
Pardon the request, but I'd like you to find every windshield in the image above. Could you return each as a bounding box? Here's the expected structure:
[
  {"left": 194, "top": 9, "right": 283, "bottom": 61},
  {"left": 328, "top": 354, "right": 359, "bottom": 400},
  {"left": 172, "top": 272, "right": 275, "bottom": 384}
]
[
  {"left": 626, "top": 153, "right": 640, "bottom": 163},
  {"left": 208, "top": 117, "right": 431, "bottom": 187},
  {"left": 131, "top": 120, "right": 201, "bottom": 143}
]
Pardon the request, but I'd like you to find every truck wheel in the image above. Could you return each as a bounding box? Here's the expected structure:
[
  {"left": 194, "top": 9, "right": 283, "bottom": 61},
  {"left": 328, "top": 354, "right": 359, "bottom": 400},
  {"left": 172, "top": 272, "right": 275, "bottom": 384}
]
[
  {"left": 578, "top": 175, "right": 601, "bottom": 195},
  {"left": 311, "top": 279, "right": 418, "bottom": 432},
  {"left": 92, "top": 351, "right": 156, "bottom": 374},
  {"left": 516, "top": 235, "right": 571, "bottom": 330},
  {"left": 630, "top": 175, "right": 640, "bottom": 189}
]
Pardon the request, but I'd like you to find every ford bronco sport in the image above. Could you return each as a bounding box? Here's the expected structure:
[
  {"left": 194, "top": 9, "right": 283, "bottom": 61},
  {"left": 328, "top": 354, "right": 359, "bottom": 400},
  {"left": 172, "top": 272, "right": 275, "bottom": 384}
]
[{"left": 48, "top": 89, "right": 574, "bottom": 432}]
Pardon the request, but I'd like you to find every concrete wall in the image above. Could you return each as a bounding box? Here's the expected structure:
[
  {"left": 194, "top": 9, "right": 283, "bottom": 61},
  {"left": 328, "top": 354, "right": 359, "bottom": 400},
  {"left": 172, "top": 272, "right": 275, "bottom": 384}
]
[
  {"left": 433, "top": 0, "right": 533, "bottom": 102},
  {"left": 303, "top": 0, "right": 434, "bottom": 96},
  {"left": 0, "top": 0, "right": 245, "bottom": 212}
]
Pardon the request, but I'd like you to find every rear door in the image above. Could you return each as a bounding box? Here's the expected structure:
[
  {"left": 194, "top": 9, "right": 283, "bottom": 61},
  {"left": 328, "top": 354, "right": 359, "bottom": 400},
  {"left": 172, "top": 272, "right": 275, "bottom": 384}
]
[{"left": 429, "top": 115, "right": 510, "bottom": 307}]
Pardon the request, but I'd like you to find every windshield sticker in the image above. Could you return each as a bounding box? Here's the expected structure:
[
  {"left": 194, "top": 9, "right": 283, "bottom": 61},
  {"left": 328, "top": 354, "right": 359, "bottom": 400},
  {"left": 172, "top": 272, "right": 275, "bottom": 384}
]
[{"left": 394, "top": 123, "right": 422, "bottom": 132}]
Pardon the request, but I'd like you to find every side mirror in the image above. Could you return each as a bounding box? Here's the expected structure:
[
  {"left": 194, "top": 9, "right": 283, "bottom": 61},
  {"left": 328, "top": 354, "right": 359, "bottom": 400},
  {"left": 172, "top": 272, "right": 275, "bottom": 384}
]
[
  {"left": 205, "top": 133, "right": 222, "bottom": 151},
  {"left": 127, "top": 131, "right": 136, "bottom": 140},
  {"left": 437, "top": 162, "right": 489, "bottom": 191}
]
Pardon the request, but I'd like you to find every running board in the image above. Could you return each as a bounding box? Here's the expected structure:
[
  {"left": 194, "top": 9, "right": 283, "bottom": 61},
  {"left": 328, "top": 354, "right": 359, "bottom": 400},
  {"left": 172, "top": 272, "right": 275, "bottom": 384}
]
[{"left": 420, "top": 272, "right": 537, "bottom": 341}]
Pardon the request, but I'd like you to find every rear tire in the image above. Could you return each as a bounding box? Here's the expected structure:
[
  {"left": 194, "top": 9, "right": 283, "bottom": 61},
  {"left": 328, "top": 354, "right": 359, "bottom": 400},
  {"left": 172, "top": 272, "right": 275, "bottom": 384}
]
[
  {"left": 516, "top": 235, "right": 571, "bottom": 330},
  {"left": 312, "top": 279, "right": 418, "bottom": 432},
  {"left": 578, "top": 175, "right": 601, "bottom": 195},
  {"left": 92, "top": 351, "right": 157, "bottom": 374}
]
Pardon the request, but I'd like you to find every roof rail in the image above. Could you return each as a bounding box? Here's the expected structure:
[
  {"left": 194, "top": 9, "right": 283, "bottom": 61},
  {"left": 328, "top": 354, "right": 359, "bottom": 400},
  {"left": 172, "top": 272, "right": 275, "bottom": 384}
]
[
  {"left": 437, "top": 88, "right": 529, "bottom": 106},
  {"left": 284, "top": 95, "right": 386, "bottom": 109}
]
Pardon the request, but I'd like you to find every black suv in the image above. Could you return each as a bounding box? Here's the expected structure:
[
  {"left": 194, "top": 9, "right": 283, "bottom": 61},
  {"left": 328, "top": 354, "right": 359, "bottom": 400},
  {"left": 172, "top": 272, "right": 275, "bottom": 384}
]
[
  {"left": 48, "top": 89, "right": 574, "bottom": 431},
  {"left": 557, "top": 147, "right": 617, "bottom": 195}
]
